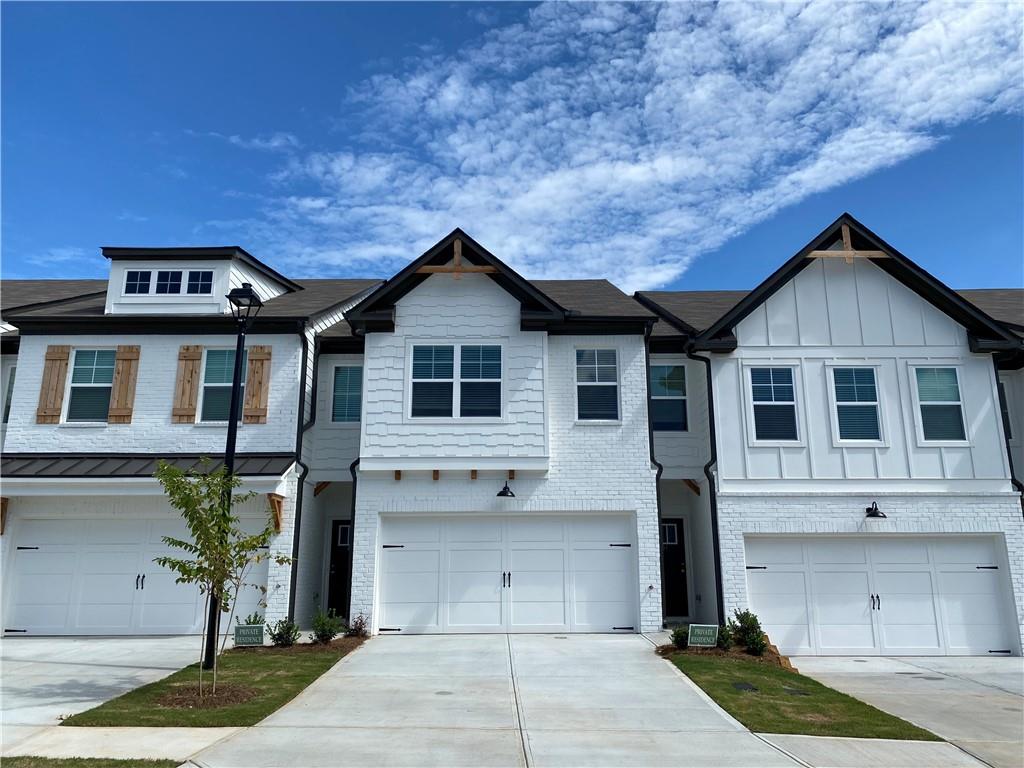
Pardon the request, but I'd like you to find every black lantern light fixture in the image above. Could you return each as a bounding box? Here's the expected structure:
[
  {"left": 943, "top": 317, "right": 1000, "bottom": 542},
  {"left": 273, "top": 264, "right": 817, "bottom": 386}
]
[
  {"left": 865, "top": 501, "right": 886, "bottom": 519},
  {"left": 497, "top": 482, "right": 515, "bottom": 498},
  {"left": 227, "top": 282, "right": 263, "bottom": 327}
]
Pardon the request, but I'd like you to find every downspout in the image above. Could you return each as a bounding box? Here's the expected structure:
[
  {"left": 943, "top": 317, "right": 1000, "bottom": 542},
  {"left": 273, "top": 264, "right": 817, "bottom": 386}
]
[
  {"left": 347, "top": 457, "right": 360, "bottom": 623},
  {"left": 686, "top": 343, "right": 726, "bottom": 625},
  {"left": 642, "top": 321, "right": 666, "bottom": 627},
  {"left": 287, "top": 329, "right": 315, "bottom": 622},
  {"left": 994, "top": 358, "right": 1024, "bottom": 517}
]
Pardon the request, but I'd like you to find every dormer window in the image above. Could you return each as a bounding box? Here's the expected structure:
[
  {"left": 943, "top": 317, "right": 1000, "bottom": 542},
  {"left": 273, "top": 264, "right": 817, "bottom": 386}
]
[
  {"left": 187, "top": 270, "right": 214, "bottom": 294},
  {"left": 124, "top": 270, "right": 151, "bottom": 294},
  {"left": 156, "top": 270, "right": 183, "bottom": 294}
]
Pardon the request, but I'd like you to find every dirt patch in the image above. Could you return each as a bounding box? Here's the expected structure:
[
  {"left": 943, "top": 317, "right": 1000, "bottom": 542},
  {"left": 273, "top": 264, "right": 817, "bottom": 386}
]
[
  {"left": 156, "top": 682, "right": 257, "bottom": 709},
  {"left": 656, "top": 642, "right": 796, "bottom": 672},
  {"left": 231, "top": 636, "right": 364, "bottom": 654}
]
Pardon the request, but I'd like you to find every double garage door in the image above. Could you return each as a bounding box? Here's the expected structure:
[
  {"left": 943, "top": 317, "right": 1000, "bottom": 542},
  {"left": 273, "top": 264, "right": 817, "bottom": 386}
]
[
  {"left": 378, "top": 514, "right": 638, "bottom": 633},
  {"left": 746, "top": 535, "right": 1016, "bottom": 656},
  {"left": 5, "top": 517, "right": 268, "bottom": 636}
]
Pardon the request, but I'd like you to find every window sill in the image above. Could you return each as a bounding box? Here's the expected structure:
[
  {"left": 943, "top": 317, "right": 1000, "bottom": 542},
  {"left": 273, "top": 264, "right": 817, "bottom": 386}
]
[
  {"left": 575, "top": 419, "right": 622, "bottom": 426},
  {"left": 916, "top": 439, "right": 972, "bottom": 448},
  {"left": 832, "top": 439, "right": 889, "bottom": 449},
  {"left": 653, "top": 428, "right": 689, "bottom": 434},
  {"left": 326, "top": 421, "right": 361, "bottom": 429},
  {"left": 748, "top": 439, "right": 806, "bottom": 448},
  {"left": 58, "top": 422, "right": 108, "bottom": 428}
]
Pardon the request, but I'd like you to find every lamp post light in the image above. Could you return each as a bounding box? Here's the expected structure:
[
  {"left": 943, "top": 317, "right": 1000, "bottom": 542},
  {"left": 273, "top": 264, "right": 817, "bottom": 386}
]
[{"left": 202, "top": 283, "right": 263, "bottom": 670}]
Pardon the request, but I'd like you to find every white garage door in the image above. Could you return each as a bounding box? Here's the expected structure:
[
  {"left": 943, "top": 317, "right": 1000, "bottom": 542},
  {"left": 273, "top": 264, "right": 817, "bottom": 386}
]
[
  {"left": 4, "top": 517, "right": 268, "bottom": 636},
  {"left": 745, "top": 536, "right": 1016, "bottom": 656},
  {"left": 378, "top": 515, "right": 638, "bottom": 633}
]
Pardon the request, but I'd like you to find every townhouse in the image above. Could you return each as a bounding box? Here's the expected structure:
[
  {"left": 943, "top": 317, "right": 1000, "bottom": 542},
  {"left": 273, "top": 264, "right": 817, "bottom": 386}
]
[{"left": 1, "top": 214, "right": 1022, "bottom": 655}]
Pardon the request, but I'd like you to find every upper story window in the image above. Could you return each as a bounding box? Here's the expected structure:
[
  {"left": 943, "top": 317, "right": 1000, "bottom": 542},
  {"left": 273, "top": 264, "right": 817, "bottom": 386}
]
[
  {"left": 750, "top": 367, "right": 798, "bottom": 441},
  {"left": 410, "top": 344, "right": 502, "bottom": 419},
  {"left": 66, "top": 350, "right": 115, "bottom": 422},
  {"left": 156, "top": 270, "right": 182, "bottom": 294},
  {"left": 3, "top": 366, "right": 15, "bottom": 423},
  {"left": 188, "top": 270, "right": 214, "bottom": 294},
  {"left": 576, "top": 349, "right": 619, "bottom": 421},
  {"left": 915, "top": 367, "right": 965, "bottom": 442},
  {"left": 650, "top": 364, "right": 687, "bottom": 431},
  {"left": 332, "top": 365, "right": 362, "bottom": 423},
  {"left": 124, "top": 270, "right": 151, "bottom": 294},
  {"left": 199, "top": 349, "right": 247, "bottom": 422},
  {"left": 832, "top": 367, "right": 881, "bottom": 441},
  {"left": 998, "top": 381, "right": 1013, "bottom": 441}
]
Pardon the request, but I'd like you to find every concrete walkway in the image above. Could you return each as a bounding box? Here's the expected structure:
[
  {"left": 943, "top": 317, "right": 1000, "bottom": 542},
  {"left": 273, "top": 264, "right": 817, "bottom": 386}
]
[
  {"left": 794, "top": 656, "right": 1024, "bottom": 768},
  {"left": 193, "top": 634, "right": 797, "bottom": 767}
]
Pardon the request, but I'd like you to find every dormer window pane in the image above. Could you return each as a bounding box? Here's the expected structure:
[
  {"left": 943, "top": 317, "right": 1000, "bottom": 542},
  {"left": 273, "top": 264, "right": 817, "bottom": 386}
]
[
  {"left": 156, "top": 270, "right": 182, "bottom": 294},
  {"left": 188, "top": 271, "right": 214, "bottom": 294},
  {"left": 124, "top": 271, "right": 151, "bottom": 294}
]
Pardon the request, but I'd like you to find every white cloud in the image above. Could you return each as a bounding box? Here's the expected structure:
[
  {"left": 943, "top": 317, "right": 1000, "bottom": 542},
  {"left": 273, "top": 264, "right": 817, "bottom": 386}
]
[
  {"left": 212, "top": 1, "right": 1023, "bottom": 290},
  {"left": 188, "top": 129, "right": 301, "bottom": 152}
]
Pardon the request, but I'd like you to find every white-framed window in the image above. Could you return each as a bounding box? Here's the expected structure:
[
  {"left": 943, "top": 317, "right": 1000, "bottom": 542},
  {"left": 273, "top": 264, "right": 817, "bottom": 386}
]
[
  {"left": 198, "top": 348, "right": 247, "bottom": 423},
  {"left": 187, "top": 270, "right": 214, "bottom": 295},
  {"left": 124, "top": 270, "right": 151, "bottom": 295},
  {"left": 576, "top": 348, "right": 619, "bottom": 421},
  {"left": 155, "top": 270, "right": 183, "bottom": 294},
  {"left": 65, "top": 349, "right": 115, "bottom": 422},
  {"left": 913, "top": 366, "right": 966, "bottom": 442},
  {"left": 650, "top": 364, "right": 687, "bottom": 431},
  {"left": 2, "top": 365, "right": 16, "bottom": 424},
  {"left": 749, "top": 366, "right": 799, "bottom": 441},
  {"left": 409, "top": 343, "right": 502, "bottom": 419},
  {"left": 831, "top": 366, "right": 882, "bottom": 442},
  {"left": 660, "top": 522, "right": 678, "bottom": 545},
  {"left": 332, "top": 365, "right": 362, "bottom": 423},
  {"left": 998, "top": 381, "right": 1014, "bottom": 442}
]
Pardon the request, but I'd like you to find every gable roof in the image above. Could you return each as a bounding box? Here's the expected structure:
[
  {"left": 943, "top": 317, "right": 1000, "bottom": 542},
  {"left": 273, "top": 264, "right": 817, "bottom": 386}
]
[
  {"left": 102, "top": 246, "right": 303, "bottom": 293},
  {"left": 640, "top": 213, "right": 1020, "bottom": 354},
  {"left": 1, "top": 279, "right": 107, "bottom": 315},
  {"left": 346, "top": 229, "right": 653, "bottom": 335}
]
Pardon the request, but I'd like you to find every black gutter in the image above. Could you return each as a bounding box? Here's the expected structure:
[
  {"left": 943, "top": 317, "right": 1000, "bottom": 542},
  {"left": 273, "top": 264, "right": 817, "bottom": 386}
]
[
  {"left": 642, "top": 320, "right": 667, "bottom": 627},
  {"left": 994, "top": 359, "right": 1024, "bottom": 518},
  {"left": 287, "top": 328, "right": 313, "bottom": 623},
  {"left": 347, "top": 457, "right": 360, "bottom": 624},
  {"left": 686, "top": 344, "right": 726, "bottom": 625}
]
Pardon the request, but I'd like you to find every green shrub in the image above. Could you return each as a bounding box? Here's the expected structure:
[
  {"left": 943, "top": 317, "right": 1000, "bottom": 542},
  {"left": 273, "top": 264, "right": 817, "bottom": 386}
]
[
  {"left": 311, "top": 608, "right": 345, "bottom": 644},
  {"left": 728, "top": 609, "right": 767, "bottom": 656},
  {"left": 236, "top": 612, "right": 264, "bottom": 626},
  {"left": 670, "top": 625, "right": 690, "bottom": 649},
  {"left": 716, "top": 623, "right": 733, "bottom": 650},
  {"left": 268, "top": 618, "right": 301, "bottom": 647},
  {"left": 345, "top": 613, "right": 369, "bottom": 638}
]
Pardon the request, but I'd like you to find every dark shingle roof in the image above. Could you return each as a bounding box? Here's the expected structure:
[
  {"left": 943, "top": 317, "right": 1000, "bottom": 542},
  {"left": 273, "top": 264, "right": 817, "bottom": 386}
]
[
  {"left": 957, "top": 289, "right": 1024, "bottom": 329},
  {"left": 1, "top": 279, "right": 106, "bottom": 314},
  {"left": 533, "top": 280, "right": 654, "bottom": 319},
  {"left": 1, "top": 453, "right": 295, "bottom": 478},
  {"left": 639, "top": 290, "right": 748, "bottom": 335}
]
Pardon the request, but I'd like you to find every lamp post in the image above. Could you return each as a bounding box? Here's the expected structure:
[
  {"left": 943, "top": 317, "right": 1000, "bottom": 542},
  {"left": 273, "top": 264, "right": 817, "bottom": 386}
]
[{"left": 202, "top": 283, "right": 263, "bottom": 670}]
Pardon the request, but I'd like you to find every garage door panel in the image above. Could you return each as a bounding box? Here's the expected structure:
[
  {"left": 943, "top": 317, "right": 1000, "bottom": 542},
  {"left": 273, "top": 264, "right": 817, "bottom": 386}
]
[
  {"left": 572, "top": 548, "right": 629, "bottom": 572},
  {"left": 447, "top": 519, "right": 502, "bottom": 543},
  {"left": 812, "top": 570, "right": 870, "bottom": 595},
  {"left": 449, "top": 549, "right": 501, "bottom": 572},
  {"left": 933, "top": 538, "right": 996, "bottom": 564},
  {"left": 448, "top": 601, "right": 502, "bottom": 627},
  {"left": 810, "top": 540, "right": 867, "bottom": 565},
  {"left": 85, "top": 519, "right": 148, "bottom": 545},
  {"left": 871, "top": 540, "right": 930, "bottom": 565},
  {"left": 941, "top": 591, "right": 1003, "bottom": 624},
  {"left": 382, "top": 570, "right": 439, "bottom": 603},
  {"left": 511, "top": 601, "right": 566, "bottom": 627},
  {"left": 880, "top": 624, "right": 941, "bottom": 650},
  {"left": 382, "top": 549, "right": 439, "bottom": 573},
  {"left": 447, "top": 571, "right": 501, "bottom": 602},
  {"left": 746, "top": 539, "right": 803, "bottom": 565},
  {"left": 574, "top": 569, "right": 632, "bottom": 603},
  {"left": 880, "top": 593, "right": 939, "bottom": 624},
  {"left": 573, "top": 600, "right": 632, "bottom": 629},
  {"left": 749, "top": 586, "right": 808, "bottom": 624},
  {"left": 945, "top": 622, "right": 1010, "bottom": 652},
  {"left": 381, "top": 518, "right": 441, "bottom": 544},
  {"left": 509, "top": 519, "right": 564, "bottom": 543},
  {"left": 570, "top": 516, "right": 631, "bottom": 542},
  {"left": 16, "top": 519, "right": 85, "bottom": 545},
  {"left": 818, "top": 624, "right": 877, "bottom": 650},
  {"left": 510, "top": 548, "right": 563, "bottom": 571},
  {"left": 814, "top": 593, "right": 871, "bottom": 623},
  {"left": 13, "top": 570, "right": 75, "bottom": 604},
  {"left": 511, "top": 570, "right": 564, "bottom": 602},
  {"left": 874, "top": 570, "right": 934, "bottom": 594},
  {"left": 382, "top": 602, "right": 440, "bottom": 628},
  {"left": 749, "top": 571, "right": 806, "bottom": 597},
  {"left": 937, "top": 570, "right": 1001, "bottom": 595}
]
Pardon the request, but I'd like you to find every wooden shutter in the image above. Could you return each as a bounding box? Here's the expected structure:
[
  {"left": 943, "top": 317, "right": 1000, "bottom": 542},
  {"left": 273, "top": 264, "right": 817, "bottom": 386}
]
[
  {"left": 243, "top": 345, "right": 272, "bottom": 424},
  {"left": 107, "top": 345, "right": 141, "bottom": 424},
  {"left": 172, "top": 345, "right": 202, "bottom": 423},
  {"left": 35, "top": 345, "right": 71, "bottom": 424}
]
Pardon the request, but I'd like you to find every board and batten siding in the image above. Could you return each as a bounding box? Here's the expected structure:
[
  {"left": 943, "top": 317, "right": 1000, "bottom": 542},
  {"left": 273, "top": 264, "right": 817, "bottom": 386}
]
[
  {"left": 358, "top": 273, "right": 548, "bottom": 464},
  {"left": 713, "top": 257, "right": 1012, "bottom": 491},
  {"left": 651, "top": 356, "right": 711, "bottom": 479},
  {"left": 1000, "top": 369, "right": 1024, "bottom": 484}
]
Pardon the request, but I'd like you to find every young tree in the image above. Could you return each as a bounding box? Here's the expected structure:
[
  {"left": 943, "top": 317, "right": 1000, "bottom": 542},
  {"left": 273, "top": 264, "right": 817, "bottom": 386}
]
[{"left": 153, "top": 459, "right": 289, "bottom": 695}]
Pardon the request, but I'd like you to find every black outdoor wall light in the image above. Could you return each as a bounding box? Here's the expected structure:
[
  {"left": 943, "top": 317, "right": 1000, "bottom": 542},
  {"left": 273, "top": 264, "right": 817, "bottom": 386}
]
[
  {"left": 865, "top": 501, "right": 886, "bottom": 518},
  {"left": 497, "top": 482, "right": 515, "bottom": 498}
]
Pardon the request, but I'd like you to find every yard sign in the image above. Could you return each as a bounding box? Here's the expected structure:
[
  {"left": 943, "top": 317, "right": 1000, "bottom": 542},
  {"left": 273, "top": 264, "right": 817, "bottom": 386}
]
[
  {"left": 687, "top": 624, "right": 718, "bottom": 648},
  {"left": 234, "top": 624, "right": 264, "bottom": 647}
]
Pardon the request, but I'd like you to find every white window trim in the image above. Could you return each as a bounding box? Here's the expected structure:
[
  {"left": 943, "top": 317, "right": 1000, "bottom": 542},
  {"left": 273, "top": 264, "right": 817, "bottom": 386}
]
[
  {"left": 403, "top": 340, "right": 506, "bottom": 424},
  {"left": 329, "top": 363, "right": 362, "bottom": 428},
  {"left": 824, "top": 362, "right": 888, "bottom": 448},
  {"left": 60, "top": 347, "right": 116, "bottom": 426},
  {"left": 650, "top": 361, "right": 688, "bottom": 433},
  {"left": 153, "top": 269, "right": 184, "bottom": 295},
  {"left": 741, "top": 361, "right": 805, "bottom": 447},
  {"left": 185, "top": 269, "right": 216, "bottom": 296},
  {"left": 119, "top": 266, "right": 222, "bottom": 302},
  {"left": 573, "top": 345, "right": 621, "bottom": 425},
  {"left": 196, "top": 347, "right": 247, "bottom": 425},
  {"left": 123, "top": 269, "right": 153, "bottom": 296},
  {"left": 908, "top": 363, "right": 970, "bottom": 447}
]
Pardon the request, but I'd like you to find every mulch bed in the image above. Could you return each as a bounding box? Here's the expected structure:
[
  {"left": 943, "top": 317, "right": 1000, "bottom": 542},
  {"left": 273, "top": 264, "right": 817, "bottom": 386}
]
[
  {"left": 156, "top": 682, "right": 257, "bottom": 709},
  {"left": 656, "top": 642, "right": 797, "bottom": 672},
  {"left": 231, "top": 636, "right": 364, "bottom": 654}
]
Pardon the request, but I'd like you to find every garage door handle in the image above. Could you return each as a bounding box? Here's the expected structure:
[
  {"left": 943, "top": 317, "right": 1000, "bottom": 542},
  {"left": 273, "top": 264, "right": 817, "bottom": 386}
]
[
  {"left": 141, "top": 574, "right": 145, "bottom": 590},
  {"left": 508, "top": 571, "right": 511, "bottom": 586},
  {"left": 136, "top": 574, "right": 140, "bottom": 590},
  {"left": 876, "top": 594, "right": 880, "bottom": 609}
]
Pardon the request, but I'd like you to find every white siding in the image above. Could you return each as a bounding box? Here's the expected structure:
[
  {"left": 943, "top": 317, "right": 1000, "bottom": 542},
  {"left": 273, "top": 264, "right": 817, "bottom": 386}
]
[
  {"left": 308, "top": 353, "right": 362, "bottom": 479},
  {"left": 1001, "top": 369, "right": 1024, "bottom": 482},
  {"left": 652, "top": 356, "right": 710, "bottom": 479},
  {"left": 4, "top": 333, "right": 302, "bottom": 454},
  {"left": 228, "top": 262, "right": 289, "bottom": 303},
  {"left": 105, "top": 260, "right": 230, "bottom": 315},
  {"left": 714, "top": 258, "right": 1012, "bottom": 492}
]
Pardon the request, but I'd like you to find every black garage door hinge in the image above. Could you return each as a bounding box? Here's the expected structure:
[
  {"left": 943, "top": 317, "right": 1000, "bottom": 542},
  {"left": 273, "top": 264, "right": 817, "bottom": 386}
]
[
  {"left": 976, "top": 565, "right": 998, "bottom": 570},
  {"left": 613, "top": 626, "right": 635, "bottom": 631},
  {"left": 609, "top": 543, "right": 631, "bottom": 547},
  {"left": 382, "top": 544, "right": 404, "bottom": 549},
  {"left": 988, "top": 649, "right": 1011, "bottom": 654},
  {"left": 4, "top": 629, "right": 26, "bottom": 633},
  {"left": 16, "top": 546, "right": 39, "bottom": 551},
  {"left": 379, "top": 627, "right": 402, "bottom": 632},
  {"left": 746, "top": 565, "right": 767, "bottom": 570}
]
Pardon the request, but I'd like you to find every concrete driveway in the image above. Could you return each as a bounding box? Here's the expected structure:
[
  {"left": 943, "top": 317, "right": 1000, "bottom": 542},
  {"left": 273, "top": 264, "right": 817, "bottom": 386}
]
[
  {"left": 794, "top": 656, "right": 1024, "bottom": 768},
  {"left": 194, "top": 634, "right": 796, "bottom": 768}
]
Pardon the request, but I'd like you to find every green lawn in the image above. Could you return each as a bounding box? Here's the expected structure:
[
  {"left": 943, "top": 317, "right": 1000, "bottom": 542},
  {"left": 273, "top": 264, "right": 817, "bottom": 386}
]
[
  {"left": 63, "top": 639, "right": 362, "bottom": 727},
  {"left": 672, "top": 652, "right": 940, "bottom": 740},
  {"left": 2, "top": 760, "right": 179, "bottom": 768}
]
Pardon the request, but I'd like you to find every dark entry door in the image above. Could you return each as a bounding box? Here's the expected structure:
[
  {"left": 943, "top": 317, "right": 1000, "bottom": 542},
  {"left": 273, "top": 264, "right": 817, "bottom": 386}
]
[
  {"left": 327, "top": 521, "right": 352, "bottom": 619},
  {"left": 660, "top": 519, "right": 689, "bottom": 618}
]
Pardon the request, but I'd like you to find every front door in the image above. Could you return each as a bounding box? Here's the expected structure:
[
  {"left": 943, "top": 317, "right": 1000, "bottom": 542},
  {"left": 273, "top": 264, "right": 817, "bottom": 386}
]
[
  {"left": 327, "top": 521, "right": 352, "bottom": 620},
  {"left": 660, "top": 519, "right": 688, "bottom": 618}
]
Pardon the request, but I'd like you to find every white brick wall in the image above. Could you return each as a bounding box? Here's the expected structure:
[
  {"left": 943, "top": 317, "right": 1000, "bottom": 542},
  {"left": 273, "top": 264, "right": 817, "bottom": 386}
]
[
  {"left": 349, "top": 333, "right": 662, "bottom": 633},
  {"left": 4, "top": 333, "right": 302, "bottom": 454},
  {"left": 716, "top": 492, "right": 1024, "bottom": 650},
  {"left": 264, "top": 470, "right": 299, "bottom": 626}
]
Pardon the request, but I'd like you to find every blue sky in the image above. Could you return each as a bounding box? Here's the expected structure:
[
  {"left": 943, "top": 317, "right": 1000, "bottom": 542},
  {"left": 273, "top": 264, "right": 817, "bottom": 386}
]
[{"left": 3, "top": 1, "right": 1022, "bottom": 292}]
